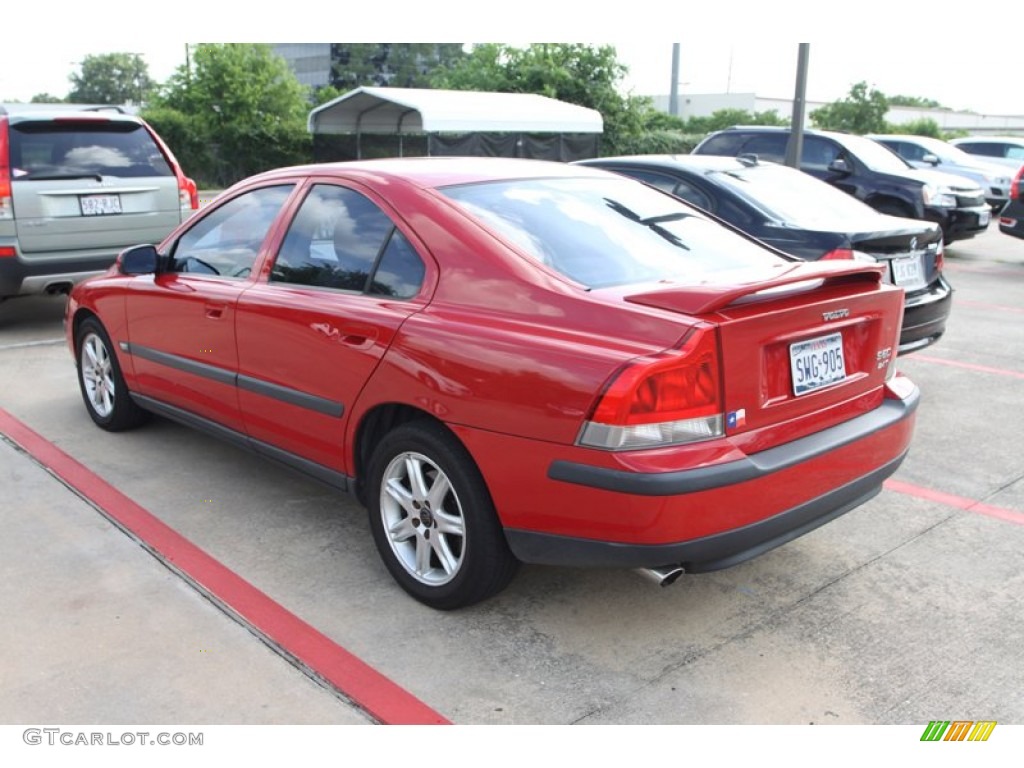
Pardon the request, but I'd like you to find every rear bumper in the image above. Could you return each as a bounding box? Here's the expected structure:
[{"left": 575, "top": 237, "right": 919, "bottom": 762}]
[
  {"left": 998, "top": 199, "right": 1024, "bottom": 240},
  {"left": 507, "top": 452, "right": 904, "bottom": 571},
  {"left": 0, "top": 250, "right": 116, "bottom": 299},
  {"left": 494, "top": 384, "right": 918, "bottom": 571},
  {"left": 898, "top": 275, "right": 953, "bottom": 355}
]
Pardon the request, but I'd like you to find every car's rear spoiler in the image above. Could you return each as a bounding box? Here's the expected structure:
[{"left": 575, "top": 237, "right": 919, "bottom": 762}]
[{"left": 625, "top": 261, "right": 886, "bottom": 315}]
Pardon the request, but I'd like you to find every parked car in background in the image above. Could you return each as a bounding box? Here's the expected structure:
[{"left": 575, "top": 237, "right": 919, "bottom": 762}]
[
  {"left": 869, "top": 134, "right": 1011, "bottom": 212},
  {"left": 576, "top": 154, "right": 951, "bottom": 355},
  {"left": 65, "top": 157, "right": 919, "bottom": 609},
  {"left": 0, "top": 104, "right": 198, "bottom": 301},
  {"left": 950, "top": 136, "right": 1024, "bottom": 172},
  {"left": 999, "top": 163, "right": 1024, "bottom": 240},
  {"left": 692, "top": 126, "right": 991, "bottom": 244}
]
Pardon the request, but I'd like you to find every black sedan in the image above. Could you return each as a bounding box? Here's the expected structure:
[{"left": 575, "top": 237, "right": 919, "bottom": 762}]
[{"left": 576, "top": 155, "right": 953, "bottom": 355}]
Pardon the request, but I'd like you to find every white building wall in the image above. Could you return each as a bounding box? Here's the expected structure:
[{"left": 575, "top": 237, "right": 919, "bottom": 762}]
[{"left": 651, "top": 93, "right": 1024, "bottom": 135}]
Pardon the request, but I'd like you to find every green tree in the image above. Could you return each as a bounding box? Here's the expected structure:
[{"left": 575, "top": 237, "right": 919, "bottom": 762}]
[
  {"left": 329, "top": 44, "right": 466, "bottom": 90},
  {"left": 885, "top": 117, "right": 943, "bottom": 138},
  {"left": 810, "top": 81, "right": 889, "bottom": 134},
  {"left": 683, "top": 108, "right": 788, "bottom": 135},
  {"left": 30, "top": 93, "right": 66, "bottom": 103},
  {"left": 889, "top": 95, "right": 943, "bottom": 109},
  {"left": 147, "top": 44, "right": 311, "bottom": 186},
  {"left": 68, "top": 53, "right": 155, "bottom": 105},
  {"left": 430, "top": 43, "right": 653, "bottom": 155}
]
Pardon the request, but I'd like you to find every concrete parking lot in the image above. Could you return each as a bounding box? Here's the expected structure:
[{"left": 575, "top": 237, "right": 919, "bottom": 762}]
[{"left": 1, "top": 226, "right": 1022, "bottom": 729}]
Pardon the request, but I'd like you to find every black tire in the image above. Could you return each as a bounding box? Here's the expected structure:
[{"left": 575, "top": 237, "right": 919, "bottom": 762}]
[
  {"left": 76, "top": 317, "right": 149, "bottom": 432},
  {"left": 366, "top": 420, "right": 519, "bottom": 610}
]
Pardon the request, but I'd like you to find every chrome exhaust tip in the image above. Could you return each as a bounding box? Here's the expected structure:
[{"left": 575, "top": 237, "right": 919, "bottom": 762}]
[{"left": 635, "top": 565, "right": 685, "bottom": 588}]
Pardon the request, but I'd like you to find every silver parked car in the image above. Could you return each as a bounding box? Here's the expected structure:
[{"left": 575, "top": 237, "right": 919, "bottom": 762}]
[
  {"left": 869, "top": 134, "right": 1012, "bottom": 212},
  {"left": 949, "top": 136, "right": 1024, "bottom": 173},
  {"left": 0, "top": 104, "right": 198, "bottom": 301}
]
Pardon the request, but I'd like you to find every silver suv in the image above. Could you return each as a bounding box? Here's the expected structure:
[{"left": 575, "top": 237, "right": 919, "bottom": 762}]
[{"left": 0, "top": 104, "right": 197, "bottom": 300}]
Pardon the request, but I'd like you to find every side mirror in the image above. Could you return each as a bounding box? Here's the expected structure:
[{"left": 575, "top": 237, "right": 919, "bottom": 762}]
[
  {"left": 921, "top": 153, "right": 940, "bottom": 166},
  {"left": 119, "top": 245, "right": 160, "bottom": 275},
  {"left": 828, "top": 158, "right": 851, "bottom": 175}
]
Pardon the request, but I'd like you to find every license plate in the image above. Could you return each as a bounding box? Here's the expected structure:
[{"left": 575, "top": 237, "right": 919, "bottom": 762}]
[
  {"left": 979, "top": 209, "right": 991, "bottom": 226},
  {"left": 80, "top": 194, "right": 122, "bottom": 216},
  {"left": 790, "top": 332, "right": 847, "bottom": 396},
  {"left": 892, "top": 255, "right": 924, "bottom": 287}
]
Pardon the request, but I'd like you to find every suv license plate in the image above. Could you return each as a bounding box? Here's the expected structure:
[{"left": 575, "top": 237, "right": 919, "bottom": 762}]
[
  {"left": 80, "top": 194, "right": 122, "bottom": 216},
  {"left": 790, "top": 332, "right": 847, "bottom": 396},
  {"left": 892, "top": 255, "right": 924, "bottom": 287}
]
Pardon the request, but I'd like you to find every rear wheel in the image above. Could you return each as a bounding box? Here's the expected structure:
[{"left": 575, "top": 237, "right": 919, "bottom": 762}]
[
  {"left": 366, "top": 420, "right": 519, "bottom": 610},
  {"left": 76, "top": 317, "right": 148, "bottom": 431}
]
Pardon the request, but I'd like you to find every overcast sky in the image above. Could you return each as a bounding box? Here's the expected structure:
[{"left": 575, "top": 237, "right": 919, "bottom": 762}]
[{"left": 3, "top": 3, "right": 1022, "bottom": 116}]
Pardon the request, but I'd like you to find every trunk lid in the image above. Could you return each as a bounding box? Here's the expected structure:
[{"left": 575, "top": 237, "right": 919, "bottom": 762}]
[{"left": 625, "top": 261, "right": 903, "bottom": 449}]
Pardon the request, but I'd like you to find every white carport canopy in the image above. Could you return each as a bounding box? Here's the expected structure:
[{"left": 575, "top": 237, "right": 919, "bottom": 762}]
[{"left": 308, "top": 87, "right": 604, "bottom": 135}]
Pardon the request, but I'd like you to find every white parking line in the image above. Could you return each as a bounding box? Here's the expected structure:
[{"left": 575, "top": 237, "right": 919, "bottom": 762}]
[{"left": 0, "top": 338, "right": 65, "bottom": 351}]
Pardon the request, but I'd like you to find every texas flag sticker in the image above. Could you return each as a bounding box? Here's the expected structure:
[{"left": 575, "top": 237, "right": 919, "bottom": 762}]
[{"left": 727, "top": 409, "right": 746, "bottom": 430}]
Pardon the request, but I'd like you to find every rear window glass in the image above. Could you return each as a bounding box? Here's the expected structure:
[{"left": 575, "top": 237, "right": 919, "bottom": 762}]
[
  {"left": 442, "top": 177, "right": 781, "bottom": 289},
  {"left": 9, "top": 121, "right": 173, "bottom": 179}
]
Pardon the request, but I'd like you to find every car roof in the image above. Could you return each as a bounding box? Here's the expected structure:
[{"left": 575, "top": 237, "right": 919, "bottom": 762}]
[
  {"left": 581, "top": 154, "right": 759, "bottom": 172},
  {"left": 242, "top": 156, "right": 615, "bottom": 191},
  {"left": 0, "top": 104, "right": 143, "bottom": 125},
  {"left": 950, "top": 135, "right": 1024, "bottom": 144}
]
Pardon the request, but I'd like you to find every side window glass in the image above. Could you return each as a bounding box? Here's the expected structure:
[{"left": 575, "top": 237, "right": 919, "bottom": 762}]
[
  {"left": 370, "top": 231, "right": 425, "bottom": 299},
  {"left": 741, "top": 134, "right": 787, "bottom": 163},
  {"left": 801, "top": 137, "right": 840, "bottom": 169},
  {"left": 169, "top": 185, "right": 294, "bottom": 279},
  {"left": 897, "top": 142, "right": 926, "bottom": 162},
  {"left": 671, "top": 180, "right": 712, "bottom": 211},
  {"left": 1006, "top": 146, "right": 1024, "bottom": 160},
  {"left": 272, "top": 183, "right": 424, "bottom": 299},
  {"left": 961, "top": 142, "right": 997, "bottom": 157},
  {"left": 621, "top": 169, "right": 678, "bottom": 195}
]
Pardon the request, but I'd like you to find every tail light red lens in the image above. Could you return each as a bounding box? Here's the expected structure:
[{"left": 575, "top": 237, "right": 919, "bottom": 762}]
[
  {"left": 1012, "top": 165, "right": 1023, "bottom": 201},
  {"left": 179, "top": 174, "right": 198, "bottom": 210},
  {"left": 580, "top": 326, "right": 724, "bottom": 450},
  {"left": 0, "top": 118, "right": 12, "bottom": 220},
  {"left": 821, "top": 248, "right": 855, "bottom": 261}
]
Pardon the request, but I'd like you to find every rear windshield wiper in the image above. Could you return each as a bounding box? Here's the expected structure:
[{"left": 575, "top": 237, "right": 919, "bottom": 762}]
[{"left": 604, "top": 199, "right": 692, "bottom": 250}]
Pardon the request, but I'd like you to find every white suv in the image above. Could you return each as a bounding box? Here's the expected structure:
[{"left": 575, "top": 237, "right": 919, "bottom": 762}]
[{"left": 0, "top": 104, "right": 197, "bottom": 300}]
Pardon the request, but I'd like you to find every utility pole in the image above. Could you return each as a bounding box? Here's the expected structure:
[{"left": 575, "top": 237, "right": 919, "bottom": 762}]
[
  {"left": 784, "top": 44, "right": 810, "bottom": 169},
  {"left": 669, "top": 44, "right": 680, "bottom": 118}
]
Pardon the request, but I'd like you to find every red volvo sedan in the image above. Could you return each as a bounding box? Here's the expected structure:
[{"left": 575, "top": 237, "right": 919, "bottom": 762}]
[{"left": 65, "top": 158, "right": 918, "bottom": 609}]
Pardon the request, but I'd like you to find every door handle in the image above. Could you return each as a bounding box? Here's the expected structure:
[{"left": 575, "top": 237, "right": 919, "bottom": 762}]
[
  {"left": 340, "top": 324, "right": 378, "bottom": 347},
  {"left": 205, "top": 304, "right": 226, "bottom": 320}
]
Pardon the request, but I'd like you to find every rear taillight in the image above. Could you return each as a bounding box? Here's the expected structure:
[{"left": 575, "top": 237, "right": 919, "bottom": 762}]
[
  {"left": 821, "top": 248, "right": 855, "bottom": 261},
  {"left": 579, "top": 326, "right": 724, "bottom": 450},
  {"left": 179, "top": 174, "right": 198, "bottom": 210},
  {"left": 1012, "top": 165, "right": 1023, "bottom": 201},
  {"left": 0, "top": 247, "right": 16, "bottom": 257},
  {"left": 934, "top": 238, "right": 944, "bottom": 274},
  {"left": 0, "top": 118, "right": 12, "bottom": 220}
]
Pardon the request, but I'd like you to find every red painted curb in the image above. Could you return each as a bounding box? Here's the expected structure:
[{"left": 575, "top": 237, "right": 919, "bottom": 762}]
[
  {"left": 0, "top": 408, "right": 450, "bottom": 725},
  {"left": 884, "top": 479, "right": 1024, "bottom": 526}
]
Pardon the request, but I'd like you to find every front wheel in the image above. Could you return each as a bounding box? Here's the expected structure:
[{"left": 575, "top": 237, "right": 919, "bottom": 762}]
[
  {"left": 366, "top": 421, "right": 519, "bottom": 610},
  {"left": 76, "top": 317, "right": 149, "bottom": 431}
]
